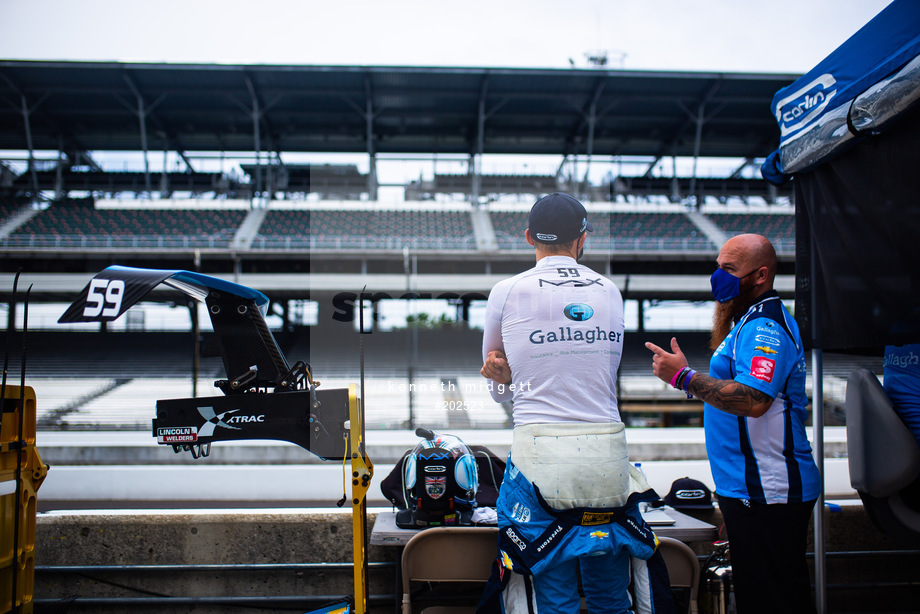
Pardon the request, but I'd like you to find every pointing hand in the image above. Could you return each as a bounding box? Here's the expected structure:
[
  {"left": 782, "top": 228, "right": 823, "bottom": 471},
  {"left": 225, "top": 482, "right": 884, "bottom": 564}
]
[{"left": 644, "top": 337, "right": 689, "bottom": 385}]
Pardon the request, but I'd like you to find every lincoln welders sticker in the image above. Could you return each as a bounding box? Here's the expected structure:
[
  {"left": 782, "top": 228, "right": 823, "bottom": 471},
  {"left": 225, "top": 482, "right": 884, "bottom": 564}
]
[{"left": 157, "top": 426, "right": 198, "bottom": 444}]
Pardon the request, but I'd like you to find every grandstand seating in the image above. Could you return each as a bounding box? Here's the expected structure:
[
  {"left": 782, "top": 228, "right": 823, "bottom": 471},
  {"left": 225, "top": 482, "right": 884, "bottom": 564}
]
[
  {"left": 13, "top": 327, "right": 879, "bottom": 431},
  {"left": 240, "top": 164, "right": 367, "bottom": 199},
  {"left": 609, "top": 176, "right": 791, "bottom": 202},
  {"left": 707, "top": 212, "right": 795, "bottom": 239},
  {"left": 254, "top": 208, "right": 476, "bottom": 250},
  {"left": 254, "top": 210, "right": 312, "bottom": 248},
  {"left": 0, "top": 201, "right": 24, "bottom": 225},
  {"left": 0, "top": 197, "right": 806, "bottom": 256},
  {"left": 8, "top": 200, "right": 245, "bottom": 248},
  {"left": 13, "top": 328, "right": 514, "bottom": 429},
  {"left": 490, "top": 210, "right": 528, "bottom": 248},
  {"left": 491, "top": 209, "right": 713, "bottom": 251},
  {"left": 707, "top": 212, "right": 795, "bottom": 252},
  {"left": 12, "top": 169, "right": 232, "bottom": 195},
  {"left": 10, "top": 332, "right": 224, "bottom": 380},
  {"left": 6, "top": 165, "right": 376, "bottom": 200},
  {"left": 434, "top": 173, "right": 558, "bottom": 196}
]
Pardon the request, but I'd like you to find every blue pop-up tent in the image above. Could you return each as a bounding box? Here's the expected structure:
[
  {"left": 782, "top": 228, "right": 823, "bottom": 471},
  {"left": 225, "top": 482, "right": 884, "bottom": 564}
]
[
  {"left": 763, "top": 0, "right": 920, "bottom": 187},
  {"left": 762, "top": 1, "right": 920, "bottom": 611},
  {"left": 763, "top": 0, "right": 920, "bottom": 353}
]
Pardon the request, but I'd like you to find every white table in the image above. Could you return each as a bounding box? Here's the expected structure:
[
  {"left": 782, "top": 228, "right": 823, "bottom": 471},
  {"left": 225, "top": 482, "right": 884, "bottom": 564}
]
[{"left": 370, "top": 507, "right": 717, "bottom": 546}]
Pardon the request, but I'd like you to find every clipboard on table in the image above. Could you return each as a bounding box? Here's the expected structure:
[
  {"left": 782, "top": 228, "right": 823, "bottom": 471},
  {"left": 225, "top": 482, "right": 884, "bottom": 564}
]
[{"left": 641, "top": 508, "right": 677, "bottom": 526}]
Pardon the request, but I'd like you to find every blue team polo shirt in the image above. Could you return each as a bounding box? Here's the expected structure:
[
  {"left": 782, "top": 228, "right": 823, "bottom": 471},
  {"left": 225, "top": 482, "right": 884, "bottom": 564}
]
[
  {"left": 704, "top": 291, "right": 822, "bottom": 504},
  {"left": 884, "top": 343, "right": 920, "bottom": 443}
]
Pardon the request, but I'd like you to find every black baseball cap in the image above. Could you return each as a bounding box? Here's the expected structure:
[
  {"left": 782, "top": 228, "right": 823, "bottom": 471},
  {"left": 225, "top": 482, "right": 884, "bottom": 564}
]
[
  {"left": 528, "top": 193, "right": 593, "bottom": 244},
  {"left": 663, "top": 477, "right": 713, "bottom": 509}
]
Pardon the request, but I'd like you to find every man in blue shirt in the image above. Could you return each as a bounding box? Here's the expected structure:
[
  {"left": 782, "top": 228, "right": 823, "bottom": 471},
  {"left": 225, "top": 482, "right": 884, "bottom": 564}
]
[
  {"left": 646, "top": 233, "right": 820, "bottom": 614},
  {"left": 884, "top": 343, "right": 920, "bottom": 446}
]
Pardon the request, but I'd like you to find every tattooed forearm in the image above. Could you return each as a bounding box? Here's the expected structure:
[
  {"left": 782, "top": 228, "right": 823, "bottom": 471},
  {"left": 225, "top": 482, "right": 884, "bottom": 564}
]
[{"left": 688, "top": 373, "right": 774, "bottom": 417}]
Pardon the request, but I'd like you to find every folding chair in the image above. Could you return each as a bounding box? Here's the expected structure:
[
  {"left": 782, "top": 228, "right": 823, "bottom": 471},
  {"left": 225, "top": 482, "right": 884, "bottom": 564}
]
[
  {"left": 400, "top": 526, "right": 498, "bottom": 614},
  {"left": 847, "top": 368, "right": 920, "bottom": 547},
  {"left": 658, "top": 536, "right": 700, "bottom": 614}
]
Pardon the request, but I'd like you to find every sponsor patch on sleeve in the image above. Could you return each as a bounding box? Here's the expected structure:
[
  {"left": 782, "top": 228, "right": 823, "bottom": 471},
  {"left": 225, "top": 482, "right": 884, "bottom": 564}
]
[{"left": 750, "top": 357, "right": 776, "bottom": 383}]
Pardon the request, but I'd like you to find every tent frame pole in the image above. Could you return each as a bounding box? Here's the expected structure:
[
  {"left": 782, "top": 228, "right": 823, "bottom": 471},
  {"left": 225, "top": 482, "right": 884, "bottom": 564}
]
[
  {"left": 809, "top": 216, "right": 826, "bottom": 614},
  {"left": 811, "top": 348, "right": 826, "bottom": 614}
]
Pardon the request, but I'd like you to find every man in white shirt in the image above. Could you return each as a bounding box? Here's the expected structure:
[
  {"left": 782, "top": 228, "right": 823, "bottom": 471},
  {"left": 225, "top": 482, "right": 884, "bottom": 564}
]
[{"left": 480, "top": 193, "right": 653, "bottom": 614}]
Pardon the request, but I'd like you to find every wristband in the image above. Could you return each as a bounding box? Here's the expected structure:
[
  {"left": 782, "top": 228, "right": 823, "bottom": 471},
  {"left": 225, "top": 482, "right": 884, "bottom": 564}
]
[
  {"left": 682, "top": 370, "right": 697, "bottom": 399},
  {"left": 676, "top": 368, "right": 690, "bottom": 390},
  {"left": 670, "top": 367, "right": 687, "bottom": 389}
]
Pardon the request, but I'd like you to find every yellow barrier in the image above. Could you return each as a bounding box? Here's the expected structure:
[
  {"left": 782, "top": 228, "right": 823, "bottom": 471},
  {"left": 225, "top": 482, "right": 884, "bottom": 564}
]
[
  {"left": 348, "top": 384, "right": 373, "bottom": 614},
  {"left": 1, "top": 385, "right": 48, "bottom": 614}
]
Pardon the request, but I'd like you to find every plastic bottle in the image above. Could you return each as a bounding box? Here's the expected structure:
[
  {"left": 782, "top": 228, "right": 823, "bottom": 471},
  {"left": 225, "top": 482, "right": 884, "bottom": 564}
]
[
  {"left": 634, "top": 462, "right": 648, "bottom": 481},
  {"left": 634, "top": 462, "right": 650, "bottom": 512}
]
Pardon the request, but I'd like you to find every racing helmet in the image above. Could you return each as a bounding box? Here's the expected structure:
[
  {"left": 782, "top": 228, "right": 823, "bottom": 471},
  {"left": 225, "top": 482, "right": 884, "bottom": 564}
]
[{"left": 403, "top": 428, "right": 478, "bottom": 524}]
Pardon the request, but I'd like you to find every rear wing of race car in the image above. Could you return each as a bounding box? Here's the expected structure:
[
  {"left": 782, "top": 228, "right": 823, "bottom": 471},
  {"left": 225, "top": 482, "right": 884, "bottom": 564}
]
[
  {"left": 58, "top": 265, "right": 349, "bottom": 460},
  {"left": 59, "top": 265, "right": 374, "bottom": 613}
]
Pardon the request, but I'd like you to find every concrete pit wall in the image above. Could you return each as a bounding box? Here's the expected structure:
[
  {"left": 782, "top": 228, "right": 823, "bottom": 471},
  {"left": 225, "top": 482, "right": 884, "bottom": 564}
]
[
  {"left": 35, "top": 509, "right": 400, "bottom": 614},
  {"left": 35, "top": 505, "right": 920, "bottom": 614}
]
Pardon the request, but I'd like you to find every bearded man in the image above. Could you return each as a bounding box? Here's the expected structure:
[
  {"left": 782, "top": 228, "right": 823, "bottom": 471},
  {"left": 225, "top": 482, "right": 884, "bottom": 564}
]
[{"left": 646, "top": 233, "right": 820, "bottom": 614}]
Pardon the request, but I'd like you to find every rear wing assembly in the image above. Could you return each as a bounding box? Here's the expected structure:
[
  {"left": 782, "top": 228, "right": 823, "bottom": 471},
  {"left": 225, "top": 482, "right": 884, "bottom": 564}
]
[
  {"left": 59, "top": 265, "right": 374, "bottom": 613},
  {"left": 57, "top": 265, "right": 347, "bottom": 457}
]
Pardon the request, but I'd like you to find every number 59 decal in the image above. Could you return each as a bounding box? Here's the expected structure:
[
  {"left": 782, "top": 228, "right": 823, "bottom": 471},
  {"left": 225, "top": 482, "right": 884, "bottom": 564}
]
[{"left": 83, "top": 278, "right": 126, "bottom": 318}]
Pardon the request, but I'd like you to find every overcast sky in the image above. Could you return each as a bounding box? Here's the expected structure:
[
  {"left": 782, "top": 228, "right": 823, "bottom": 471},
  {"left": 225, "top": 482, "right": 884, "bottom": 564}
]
[
  {"left": 0, "top": 0, "right": 893, "bottom": 73},
  {"left": 0, "top": 0, "right": 898, "bottom": 187}
]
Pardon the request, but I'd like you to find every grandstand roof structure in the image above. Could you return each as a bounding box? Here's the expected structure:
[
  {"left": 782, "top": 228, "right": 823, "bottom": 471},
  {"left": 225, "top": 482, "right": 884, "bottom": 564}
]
[
  {"left": 0, "top": 61, "right": 801, "bottom": 306},
  {"left": 0, "top": 60, "right": 796, "bottom": 159}
]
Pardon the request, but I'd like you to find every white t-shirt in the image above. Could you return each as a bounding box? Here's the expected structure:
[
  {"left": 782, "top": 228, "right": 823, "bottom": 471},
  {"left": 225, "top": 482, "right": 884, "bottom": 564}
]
[{"left": 482, "top": 255, "right": 624, "bottom": 425}]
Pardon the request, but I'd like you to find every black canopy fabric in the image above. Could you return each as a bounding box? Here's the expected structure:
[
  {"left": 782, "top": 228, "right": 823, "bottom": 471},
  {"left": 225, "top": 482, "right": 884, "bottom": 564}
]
[{"left": 794, "top": 105, "right": 920, "bottom": 352}]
